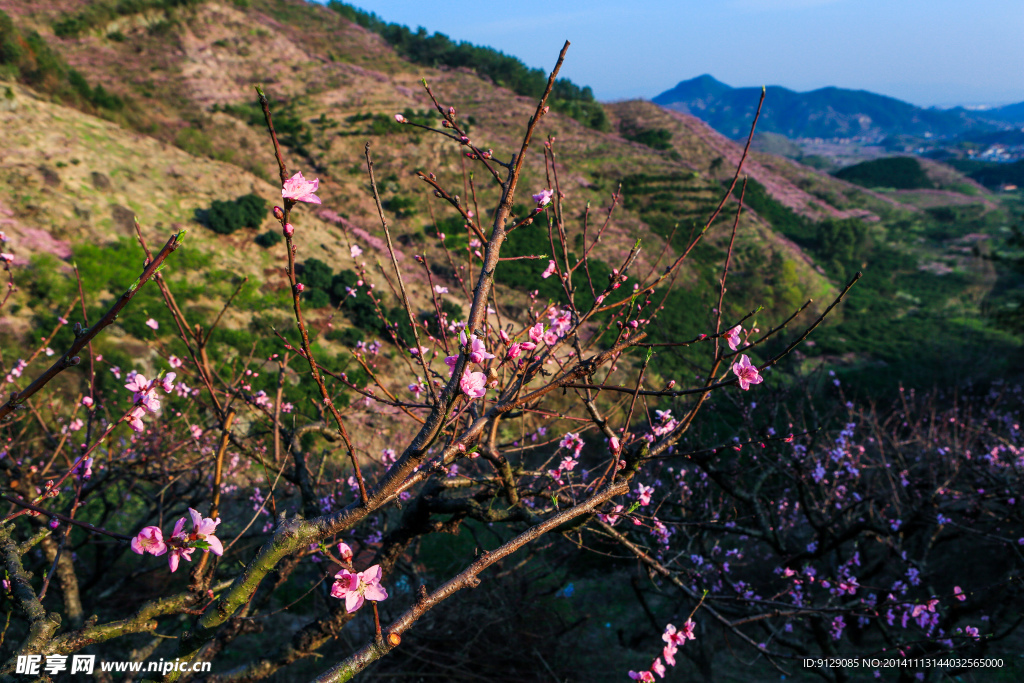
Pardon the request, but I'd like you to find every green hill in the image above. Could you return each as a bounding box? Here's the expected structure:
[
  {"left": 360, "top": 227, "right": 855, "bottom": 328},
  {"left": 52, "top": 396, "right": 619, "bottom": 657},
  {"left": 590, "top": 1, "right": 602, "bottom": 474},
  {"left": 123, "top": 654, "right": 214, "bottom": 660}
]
[{"left": 834, "top": 156, "right": 935, "bottom": 190}]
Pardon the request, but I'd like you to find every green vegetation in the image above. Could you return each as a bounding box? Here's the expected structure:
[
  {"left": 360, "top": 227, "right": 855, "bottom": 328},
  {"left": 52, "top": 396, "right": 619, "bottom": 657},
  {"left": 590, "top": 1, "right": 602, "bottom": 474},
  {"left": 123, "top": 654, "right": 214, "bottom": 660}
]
[
  {"left": 0, "top": 11, "right": 124, "bottom": 113},
  {"left": 326, "top": 2, "right": 609, "bottom": 131},
  {"left": 742, "top": 179, "right": 1021, "bottom": 391},
  {"left": 344, "top": 108, "right": 434, "bottom": 136},
  {"left": 621, "top": 125, "right": 674, "bottom": 151},
  {"left": 199, "top": 194, "right": 267, "bottom": 235},
  {"left": 5, "top": 237, "right": 368, "bottom": 413},
  {"left": 52, "top": 0, "right": 201, "bottom": 38},
  {"left": 215, "top": 101, "right": 313, "bottom": 158},
  {"left": 381, "top": 195, "right": 417, "bottom": 218},
  {"left": 948, "top": 159, "right": 1024, "bottom": 190},
  {"left": 299, "top": 258, "right": 416, "bottom": 346},
  {"left": 616, "top": 171, "right": 1020, "bottom": 391},
  {"left": 255, "top": 230, "right": 282, "bottom": 248},
  {"left": 833, "top": 156, "right": 934, "bottom": 190}
]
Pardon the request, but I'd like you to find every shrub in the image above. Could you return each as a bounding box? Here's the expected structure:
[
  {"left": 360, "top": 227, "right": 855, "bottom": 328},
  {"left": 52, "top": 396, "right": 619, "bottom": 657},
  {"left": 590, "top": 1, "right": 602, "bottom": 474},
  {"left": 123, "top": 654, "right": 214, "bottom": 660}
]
[
  {"left": 622, "top": 125, "right": 673, "bottom": 151},
  {"left": 833, "top": 156, "right": 934, "bottom": 190},
  {"left": 255, "top": 230, "right": 282, "bottom": 248},
  {"left": 200, "top": 194, "right": 267, "bottom": 234}
]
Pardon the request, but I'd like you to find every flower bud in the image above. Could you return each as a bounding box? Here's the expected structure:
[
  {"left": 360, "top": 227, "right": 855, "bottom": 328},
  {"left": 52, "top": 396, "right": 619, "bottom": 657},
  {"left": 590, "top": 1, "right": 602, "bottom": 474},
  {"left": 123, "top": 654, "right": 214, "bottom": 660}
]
[
  {"left": 273, "top": 206, "right": 285, "bottom": 220},
  {"left": 295, "top": 283, "right": 305, "bottom": 293},
  {"left": 394, "top": 114, "right": 407, "bottom": 123},
  {"left": 283, "top": 223, "right": 294, "bottom": 237}
]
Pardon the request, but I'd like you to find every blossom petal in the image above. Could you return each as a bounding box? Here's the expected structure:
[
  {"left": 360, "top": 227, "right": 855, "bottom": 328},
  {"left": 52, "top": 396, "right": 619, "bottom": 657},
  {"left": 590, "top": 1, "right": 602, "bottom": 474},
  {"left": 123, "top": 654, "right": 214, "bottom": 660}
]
[{"left": 205, "top": 534, "right": 224, "bottom": 556}]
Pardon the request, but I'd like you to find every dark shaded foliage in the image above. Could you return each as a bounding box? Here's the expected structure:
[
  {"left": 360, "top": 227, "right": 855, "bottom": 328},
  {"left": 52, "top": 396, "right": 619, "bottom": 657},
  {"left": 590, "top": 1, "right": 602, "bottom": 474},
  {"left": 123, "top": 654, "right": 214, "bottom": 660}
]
[
  {"left": 833, "top": 156, "right": 934, "bottom": 190},
  {"left": 254, "top": 230, "right": 282, "bottom": 248},
  {"left": 199, "top": 194, "right": 267, "bottom": 235}
]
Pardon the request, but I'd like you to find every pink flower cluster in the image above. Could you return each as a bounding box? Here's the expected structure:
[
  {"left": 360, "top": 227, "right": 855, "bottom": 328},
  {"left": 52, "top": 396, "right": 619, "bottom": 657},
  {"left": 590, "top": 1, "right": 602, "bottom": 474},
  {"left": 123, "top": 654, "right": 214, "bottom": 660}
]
[
  {"left": 629, "top": 621, "right": 695, "bottom": 680},
  {"left": 330, "top": 564, "right": 389, "bottom": 613},
  {"left": 124, "top": 372, "right": 176, "bottom": 432},
  {"left": 559, "top": 432, "right": 585, "bottom": 455},
  {"left": 547, "top": 450, "right": 578, "bottom": 485},
  {"left": 651, "top": 409, "right": 679, "bottom": 438},
  {"left": 523, "top": 308, "right": 573, "bottom": 351},
  {"left": 447, "top": 330, "right": 495, "bottom": 399},
  {"left": 130, "top": 508, "right": 224, "bottom": 572}
]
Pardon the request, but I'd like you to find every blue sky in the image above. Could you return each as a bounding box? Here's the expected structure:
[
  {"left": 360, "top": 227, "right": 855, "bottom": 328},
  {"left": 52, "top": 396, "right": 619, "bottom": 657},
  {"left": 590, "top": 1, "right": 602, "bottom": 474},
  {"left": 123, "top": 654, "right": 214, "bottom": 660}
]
[{"left": 327, "top": 0, "right": 1024, "bottom": 107}]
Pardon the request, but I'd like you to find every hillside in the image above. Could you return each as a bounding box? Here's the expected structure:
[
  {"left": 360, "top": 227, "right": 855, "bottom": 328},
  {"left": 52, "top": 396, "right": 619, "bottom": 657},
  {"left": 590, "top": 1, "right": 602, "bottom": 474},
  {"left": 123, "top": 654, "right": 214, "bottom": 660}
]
[
  {"left": 653, "top": 74, "right": 1002, "bottom": 140},
  {"left": 0, "top": 0, "right": 1019, "bottom": 393}
]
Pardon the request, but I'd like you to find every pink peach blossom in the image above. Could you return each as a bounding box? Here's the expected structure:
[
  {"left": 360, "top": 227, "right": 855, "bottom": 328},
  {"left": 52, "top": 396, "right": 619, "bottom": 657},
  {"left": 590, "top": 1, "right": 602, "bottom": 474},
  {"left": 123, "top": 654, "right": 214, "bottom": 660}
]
[
  {"left": 330, "top": 564, "right": 388, "bottom": 613},
  {"left": 651, "top": 657, "right": 666, "bottom": 678},
  {"left": 465, "top": 333, "right": 494, "bottom": 364},
  {"left": 166, "top": 508, "right": 224, "bottom": 572},
  {"left": 280, "top": 171, "right": 319, "bottom": 202},
  {"left": 637, "top": 484, "right": 654, "bottom": 506},
  {"left": 541, "top": 260, "right": 557, "bottom": 279},
  {"left": 131, "top": 526, "right": 166, "bottom": 556},
  {"left": 532, "top": 189, "right": 554, "bottom": 207},
  {"left": 731, "top": 355, "right": 763, "bottom": 391},
  {"left": 282, "top": 171, "right": 322, "bottom": 204},
  {"left": 724, "top": 324, "right": 742, "bottom": 351},
  {"left": 125, "top": 374, "right": 149, "bottom": 394},
  {"left": 460, "top": 369, "right": 487, "bottom": 398}
]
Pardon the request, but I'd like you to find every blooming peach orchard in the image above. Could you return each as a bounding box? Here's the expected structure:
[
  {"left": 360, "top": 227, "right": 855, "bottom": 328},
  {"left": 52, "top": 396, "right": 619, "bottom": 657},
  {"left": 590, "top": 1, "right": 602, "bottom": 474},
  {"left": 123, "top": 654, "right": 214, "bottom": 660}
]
[{"left": 0, "top": 44, "right": 1022, "bottom": 682}]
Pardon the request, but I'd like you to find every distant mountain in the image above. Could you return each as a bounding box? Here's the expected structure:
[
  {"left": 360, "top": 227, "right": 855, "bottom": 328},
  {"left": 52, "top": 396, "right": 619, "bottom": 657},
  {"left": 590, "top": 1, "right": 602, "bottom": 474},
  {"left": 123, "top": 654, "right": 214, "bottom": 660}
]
[
  {"left": 978, "top": 101, "right": 1024, "bottom": 125},
  {"left": 652, "top": 75, "right": 1003, "bottom": 141}
]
